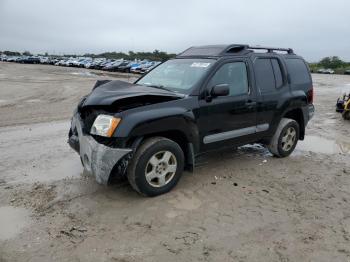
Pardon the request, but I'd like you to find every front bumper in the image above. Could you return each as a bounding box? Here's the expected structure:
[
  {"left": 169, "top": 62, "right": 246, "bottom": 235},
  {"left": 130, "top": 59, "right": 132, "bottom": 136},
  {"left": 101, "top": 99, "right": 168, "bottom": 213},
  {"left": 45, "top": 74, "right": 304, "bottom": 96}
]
[{"left": 68, "top": 113, "right": 132, "bottom": 185}]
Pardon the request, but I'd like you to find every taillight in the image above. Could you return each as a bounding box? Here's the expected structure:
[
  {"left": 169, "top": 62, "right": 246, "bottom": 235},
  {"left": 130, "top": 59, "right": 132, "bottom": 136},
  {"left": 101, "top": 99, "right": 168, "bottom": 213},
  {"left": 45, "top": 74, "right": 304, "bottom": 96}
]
[{"left": 307, "top": 86, "right": 314, "bottom": 104}]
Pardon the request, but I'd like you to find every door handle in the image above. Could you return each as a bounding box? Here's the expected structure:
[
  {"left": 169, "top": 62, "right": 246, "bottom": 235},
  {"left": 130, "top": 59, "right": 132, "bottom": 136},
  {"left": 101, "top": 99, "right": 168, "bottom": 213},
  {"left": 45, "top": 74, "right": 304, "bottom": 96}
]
[{"left": 245, "top": 100, "right": 256, "bottom": 107}]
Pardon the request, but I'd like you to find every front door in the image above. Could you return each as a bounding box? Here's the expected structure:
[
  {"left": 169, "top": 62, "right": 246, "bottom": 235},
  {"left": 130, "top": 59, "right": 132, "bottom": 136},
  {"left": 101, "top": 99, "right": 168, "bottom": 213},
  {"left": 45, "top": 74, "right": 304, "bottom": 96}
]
[{"left": 198, "top": 60, "right": 258, "bottom": 151}]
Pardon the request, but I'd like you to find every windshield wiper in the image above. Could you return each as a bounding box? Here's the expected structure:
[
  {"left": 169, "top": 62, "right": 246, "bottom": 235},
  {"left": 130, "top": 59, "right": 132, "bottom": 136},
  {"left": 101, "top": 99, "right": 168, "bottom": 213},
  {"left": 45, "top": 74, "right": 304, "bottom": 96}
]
[{"left": 145, "top": 84, "right": 172, "bottom": 92}]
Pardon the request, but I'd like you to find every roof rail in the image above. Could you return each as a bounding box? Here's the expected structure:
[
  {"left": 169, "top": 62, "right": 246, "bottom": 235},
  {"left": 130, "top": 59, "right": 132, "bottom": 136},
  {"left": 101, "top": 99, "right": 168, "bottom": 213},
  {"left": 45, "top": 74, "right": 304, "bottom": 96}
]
[
  {"left": 247, "top": 45, "right": 294, "bottom": 54},
  {"left": 176, "top": 44, "right": 295, "bottom": 58}
]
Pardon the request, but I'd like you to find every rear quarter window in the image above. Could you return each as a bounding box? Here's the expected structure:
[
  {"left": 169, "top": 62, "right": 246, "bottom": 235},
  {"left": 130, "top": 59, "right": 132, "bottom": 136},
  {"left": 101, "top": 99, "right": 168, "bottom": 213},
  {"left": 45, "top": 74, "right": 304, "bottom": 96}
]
[{"left": 285, "top": 58, "right": 311, "bottom": 85}]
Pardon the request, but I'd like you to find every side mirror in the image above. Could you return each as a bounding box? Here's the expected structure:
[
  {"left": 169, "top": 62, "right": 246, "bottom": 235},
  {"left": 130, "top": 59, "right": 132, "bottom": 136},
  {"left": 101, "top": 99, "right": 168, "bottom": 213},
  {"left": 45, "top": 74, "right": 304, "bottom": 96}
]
[{"left": 211, "top": 84, "right": 229, "bottom": 97}]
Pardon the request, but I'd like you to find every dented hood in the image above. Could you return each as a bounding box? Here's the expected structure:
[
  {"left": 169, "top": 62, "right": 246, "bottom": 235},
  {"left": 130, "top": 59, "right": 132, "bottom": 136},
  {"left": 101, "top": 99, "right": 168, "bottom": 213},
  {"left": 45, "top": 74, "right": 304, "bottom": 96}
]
[{"left": 83, "top": 80, "right": 184, "bottom": 106}]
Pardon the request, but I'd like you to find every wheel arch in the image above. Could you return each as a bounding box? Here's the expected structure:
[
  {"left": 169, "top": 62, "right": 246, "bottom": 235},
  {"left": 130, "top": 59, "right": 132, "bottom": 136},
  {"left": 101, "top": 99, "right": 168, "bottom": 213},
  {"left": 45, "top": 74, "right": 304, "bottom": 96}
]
[
  {"left": 127, "top": 130, "right": 195, "bottom": 171},
  {"left": 283, "top": 108, "right": 305, "bottom": 140}
]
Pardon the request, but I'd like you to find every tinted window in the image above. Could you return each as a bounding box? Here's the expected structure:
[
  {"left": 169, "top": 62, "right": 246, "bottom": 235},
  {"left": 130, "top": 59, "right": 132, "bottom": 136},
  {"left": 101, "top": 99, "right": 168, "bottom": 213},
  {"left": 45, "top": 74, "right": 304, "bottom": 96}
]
[
  {"left": 209, "top": 62, "right": 248, "bottom": 96},
  {"left": 285, "top": 59, "right": 311, "bottom": 85},
  {"left": 271, "top": 59, "right": 283, "bottom": 88},
  {"left": 254, "top": 58, "right": 275, "bottom": 93}
]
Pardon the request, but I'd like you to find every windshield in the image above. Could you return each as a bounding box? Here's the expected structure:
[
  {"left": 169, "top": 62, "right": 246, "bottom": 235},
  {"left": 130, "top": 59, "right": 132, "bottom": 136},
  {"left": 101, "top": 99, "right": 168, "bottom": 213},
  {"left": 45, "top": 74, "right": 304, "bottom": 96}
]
[{"left": 137, "top": 58, "right": 215, "bottom": 94}]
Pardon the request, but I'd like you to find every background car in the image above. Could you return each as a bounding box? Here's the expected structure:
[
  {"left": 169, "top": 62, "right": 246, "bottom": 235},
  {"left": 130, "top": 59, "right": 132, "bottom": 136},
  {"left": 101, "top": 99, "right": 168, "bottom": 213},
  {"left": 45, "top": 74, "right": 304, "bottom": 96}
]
[
  {"left": 324, "top": 69, "right": 335, "bottom": 74},
  {"left": 141, "top": 61, "right": 161, "bottom": 74},
  {"left": 130, "top": 60, "right": 151, "bottom": 73},
  {"left": 0, "top": 55, "right": 7, "bottom": 61},
  {"left": 25, "top": 56, "right": 41, "bottom": 64},
  {"left": 115, "top": 61, "right": 137, "bottom": 73},
  {"left": 102, "top": 60, "right": 124, "bottom": 71}
]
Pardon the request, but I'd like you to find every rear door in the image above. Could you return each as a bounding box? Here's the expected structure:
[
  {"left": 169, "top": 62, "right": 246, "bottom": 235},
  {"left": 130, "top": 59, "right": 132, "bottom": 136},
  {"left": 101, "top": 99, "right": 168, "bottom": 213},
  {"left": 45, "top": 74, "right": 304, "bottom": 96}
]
[
  {"left": 253, "top": 56, "right": 289, "bottom": 133},
  {"left": 198, "top": 59, "right": 258, "bottom": 151}
]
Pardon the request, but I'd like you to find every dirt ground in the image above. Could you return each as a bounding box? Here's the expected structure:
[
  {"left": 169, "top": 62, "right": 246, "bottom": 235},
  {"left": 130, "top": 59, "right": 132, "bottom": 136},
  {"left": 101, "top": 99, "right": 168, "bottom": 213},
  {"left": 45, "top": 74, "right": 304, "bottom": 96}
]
[{"left": 0, "top": 62, "right": 350, "bottom": 262}]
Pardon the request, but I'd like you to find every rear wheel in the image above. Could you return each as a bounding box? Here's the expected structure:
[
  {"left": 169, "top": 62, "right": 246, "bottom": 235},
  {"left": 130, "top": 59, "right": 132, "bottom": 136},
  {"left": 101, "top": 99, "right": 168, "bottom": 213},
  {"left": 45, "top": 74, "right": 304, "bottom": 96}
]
[
  {"left": 342, "top": 110, "right": 350, "bottom": 120},
  {"left": 127, "top": 137, "right": 184, "bottom": 196},
  {"left": 268, "top": 118, "right": 299, "bottom": 158}
]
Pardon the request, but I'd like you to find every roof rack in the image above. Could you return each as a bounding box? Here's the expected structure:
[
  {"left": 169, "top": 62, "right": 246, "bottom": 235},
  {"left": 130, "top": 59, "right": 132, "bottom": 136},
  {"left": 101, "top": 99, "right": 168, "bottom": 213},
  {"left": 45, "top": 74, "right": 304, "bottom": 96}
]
[
  {"left": 176, "top": 44, "right": 294, "bottom": 58},
  {"left": 247, "top": 45, "right": 294, "bottom": 54}
]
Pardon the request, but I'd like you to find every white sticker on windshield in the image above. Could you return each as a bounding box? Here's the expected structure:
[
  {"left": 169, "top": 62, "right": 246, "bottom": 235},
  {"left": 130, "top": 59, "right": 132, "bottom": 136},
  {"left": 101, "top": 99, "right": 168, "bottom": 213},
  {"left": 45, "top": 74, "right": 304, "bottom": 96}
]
[{"left": 190, "top": 62, "right": 211, "bottom": 68}]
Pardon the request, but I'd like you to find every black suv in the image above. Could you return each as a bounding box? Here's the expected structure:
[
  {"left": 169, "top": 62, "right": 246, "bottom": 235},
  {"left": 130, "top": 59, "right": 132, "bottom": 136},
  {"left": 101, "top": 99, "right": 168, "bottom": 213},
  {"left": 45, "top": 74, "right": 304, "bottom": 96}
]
[{"left": 68, "top": 44, "right": 314, "bottom": 196}]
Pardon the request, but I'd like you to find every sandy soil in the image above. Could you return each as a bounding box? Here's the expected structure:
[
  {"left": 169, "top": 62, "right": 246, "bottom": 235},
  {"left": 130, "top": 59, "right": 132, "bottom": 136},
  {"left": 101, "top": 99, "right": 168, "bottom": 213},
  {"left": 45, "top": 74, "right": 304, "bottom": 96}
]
[
  {"left": 0, "top": 62, "right": 350, "bottom": 262},
  {"left": 0, "top": 63, "right": 137, "bottom": 127}
]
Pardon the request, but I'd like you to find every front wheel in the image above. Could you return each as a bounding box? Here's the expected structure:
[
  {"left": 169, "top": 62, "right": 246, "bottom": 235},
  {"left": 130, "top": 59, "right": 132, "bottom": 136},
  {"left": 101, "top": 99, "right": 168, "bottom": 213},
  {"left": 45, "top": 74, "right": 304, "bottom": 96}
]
[
  {"left": 268, "top": 118, "right": 300, "bottom": 158},
  {"left": 127, "top": 137, "right": 184, "bottom": 196}
]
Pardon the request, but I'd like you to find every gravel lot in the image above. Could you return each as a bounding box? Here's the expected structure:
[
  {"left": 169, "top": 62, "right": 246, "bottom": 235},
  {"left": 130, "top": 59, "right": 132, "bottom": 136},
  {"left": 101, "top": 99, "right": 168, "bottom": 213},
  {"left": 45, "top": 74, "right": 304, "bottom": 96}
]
[{"left": 0, "top": 62, "right": 350, "bottom": 262}]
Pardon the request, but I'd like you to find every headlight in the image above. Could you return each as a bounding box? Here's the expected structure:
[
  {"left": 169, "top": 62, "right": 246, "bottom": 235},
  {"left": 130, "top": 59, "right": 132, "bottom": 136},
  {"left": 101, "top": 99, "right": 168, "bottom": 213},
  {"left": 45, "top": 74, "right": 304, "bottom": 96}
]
[{"left": 90, "top": 115, "right": 121, "bottom": 137}]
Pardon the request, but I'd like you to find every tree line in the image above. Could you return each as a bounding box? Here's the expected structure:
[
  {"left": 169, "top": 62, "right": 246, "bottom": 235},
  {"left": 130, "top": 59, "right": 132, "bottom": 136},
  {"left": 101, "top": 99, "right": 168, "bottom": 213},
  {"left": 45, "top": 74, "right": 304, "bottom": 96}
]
[{"left": 309, "top": 56, "right": 350, "bottom": 73}]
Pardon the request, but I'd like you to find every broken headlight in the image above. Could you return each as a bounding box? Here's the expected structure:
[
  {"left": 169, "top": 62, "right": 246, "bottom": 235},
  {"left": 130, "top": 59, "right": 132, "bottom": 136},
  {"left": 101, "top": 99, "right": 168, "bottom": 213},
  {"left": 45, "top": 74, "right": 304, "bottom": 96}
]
[{"left": 90, "top": 114, "right": 121, "bottom": 137}]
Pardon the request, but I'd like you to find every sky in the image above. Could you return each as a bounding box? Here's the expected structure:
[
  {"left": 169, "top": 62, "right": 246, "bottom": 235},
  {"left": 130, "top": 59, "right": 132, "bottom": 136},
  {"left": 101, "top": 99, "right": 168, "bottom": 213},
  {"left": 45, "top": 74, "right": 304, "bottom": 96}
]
[{"left": 0, "top": 0, "right": 349, "bottom": 62}]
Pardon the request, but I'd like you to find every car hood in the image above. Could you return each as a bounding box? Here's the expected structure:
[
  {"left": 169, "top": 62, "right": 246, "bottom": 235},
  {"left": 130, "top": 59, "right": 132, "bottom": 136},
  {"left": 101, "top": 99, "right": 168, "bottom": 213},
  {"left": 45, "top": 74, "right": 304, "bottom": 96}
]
[{"left": 82, "top": 80, "right": 185, "bottom": 107}]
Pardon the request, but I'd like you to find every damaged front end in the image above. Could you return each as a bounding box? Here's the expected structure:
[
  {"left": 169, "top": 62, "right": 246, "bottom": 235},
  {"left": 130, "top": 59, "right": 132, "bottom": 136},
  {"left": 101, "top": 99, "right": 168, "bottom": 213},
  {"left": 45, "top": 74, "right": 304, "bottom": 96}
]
[
  {"left": 68, "top": 113, "right": 132, "bottom": 184},
  {"left": 68, "top": 80, "right": 183, "bottom": 185}
]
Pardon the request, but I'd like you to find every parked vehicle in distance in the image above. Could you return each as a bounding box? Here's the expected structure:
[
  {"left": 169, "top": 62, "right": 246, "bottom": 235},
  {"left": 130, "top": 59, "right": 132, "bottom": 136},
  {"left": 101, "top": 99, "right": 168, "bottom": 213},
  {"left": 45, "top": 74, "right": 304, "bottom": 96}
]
[
  {"left": 115, "top": 61, "right": 136, "bottom": 73},
  {"left": 71, "top": 58, "right": 92, "bottom": 67},
  {"left": 102, "top": 60, "right": 124, "bottom": 71},
  {"left": 70, "top": 58, "right": 82, "bottom": 67},
  {"left": 64, "top": 58, "right": 77, "bottom": 67},
  {"left": 68, "top": 44, "right": 315, "bottom": 196},
  {"left": 40, "top": 57, "right": 50, "bottom": 64},
  {"left": 0, "top": 55, "right": 8, "bottom": 61},
  {"left": 16, "top": 56, "right": 28, "bottom": 63},
  {"left": 48, "top": 58, "right": 60, "bottom": 65},
  {"left": 15, "top": 57, "right": 24, "bottom": 62},
  {"left": 91, "top": 59, "right": 109, "bottom": 70},
  {"left": 114, "top": 61, "right": 131, "bottom": 72},
  {"left": 324, "top": 68, "right": 335, "bottom": 74},
  {"left": 129, "top": 63, "right": 141, "bottom": 73},
  {"left": 6, "top": 56, "right": 18, "bottom": 62},
  {"left": 55, "top": 59, "right": 67, "bottom": 66},
  {"left": 344, "top": 69, "right": 350, "bottom": 75},
  {"left": 130, "top": 60, "right": 151, "bottom": 73},
  {"left": 317, "top": 68, "right": 335, "bottom": 74},
  {"left": 24, "top": 56, "right": 41, "bottom": 64},
  {"left": 141, "top": 61, "right": 161, "bottom": 74}
]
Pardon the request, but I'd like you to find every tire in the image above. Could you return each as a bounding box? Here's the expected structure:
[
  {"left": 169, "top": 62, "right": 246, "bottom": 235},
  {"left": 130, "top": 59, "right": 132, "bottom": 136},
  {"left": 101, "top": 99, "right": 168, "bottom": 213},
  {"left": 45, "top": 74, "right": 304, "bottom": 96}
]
[
  {"left": 342, "top": 111, "right": 350, "bottom": 120},
  {"left": 268, "top": 118, "right": 300, "bottom": 158},
  {"left": 127, "top": 137, "right": 184, "bottom": 197}
]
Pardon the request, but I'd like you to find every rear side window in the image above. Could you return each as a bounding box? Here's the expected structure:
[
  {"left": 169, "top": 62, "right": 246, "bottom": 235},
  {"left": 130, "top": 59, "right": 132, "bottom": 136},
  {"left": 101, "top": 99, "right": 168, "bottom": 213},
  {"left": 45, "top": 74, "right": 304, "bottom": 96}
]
[
  {"left": 254, "top": 58, "right": 275, "bottom": 93},
  {"left": 285, "top": 59, "right": 311, "bottom": 85}
]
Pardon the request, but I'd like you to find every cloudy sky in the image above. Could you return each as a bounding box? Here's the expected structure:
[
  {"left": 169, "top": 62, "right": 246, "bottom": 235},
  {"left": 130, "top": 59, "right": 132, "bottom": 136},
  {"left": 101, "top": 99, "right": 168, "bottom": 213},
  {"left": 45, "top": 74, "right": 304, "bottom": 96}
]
[{"left": 0, "top": 0, "right": 349, "bottom": 61}]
